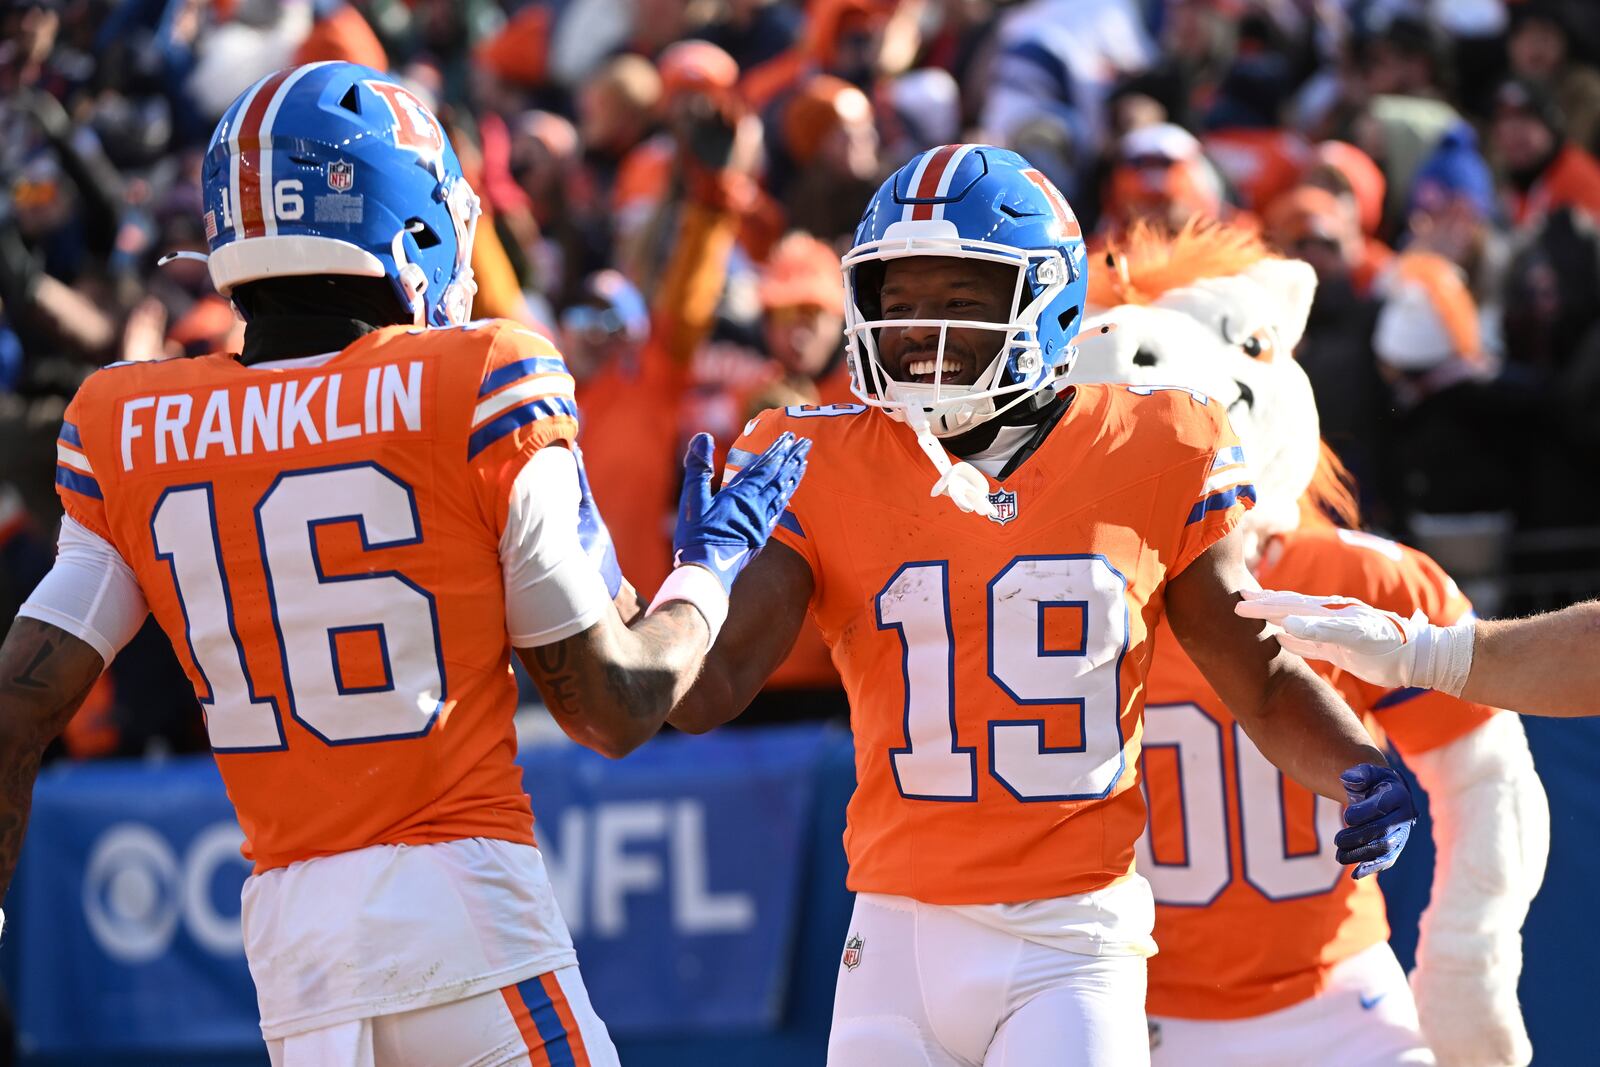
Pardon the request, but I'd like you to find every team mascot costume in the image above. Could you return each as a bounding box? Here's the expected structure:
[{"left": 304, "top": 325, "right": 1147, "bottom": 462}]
[{"left": 1071, "top": 221, "right": 1548, "bottom": 1067}]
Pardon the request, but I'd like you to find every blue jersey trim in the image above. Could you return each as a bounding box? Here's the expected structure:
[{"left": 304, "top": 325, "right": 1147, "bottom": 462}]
[
  {"left": 467, "top": 396, "right": 578, "bottom": 459},
  {"left": 1186, "top": 484, "right": 1256, "bottom": 526}
]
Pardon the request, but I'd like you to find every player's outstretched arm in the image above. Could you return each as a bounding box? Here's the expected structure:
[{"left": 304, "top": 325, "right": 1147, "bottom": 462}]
[
  {"left": 666, "top": 538, "right": 815, "bottom": 735},
  {"left": 1168, "top": 531, "right": 1386, "bottom": 798},
  {"left": 520, "top": 601, "right": 718, "bottom": 758},
  {"left": 0, "top": 617, "right": 105, "bottom": 915},
  {"left": 1169, "top": 528, "right": 1417, "bottom": 878},
  {"left": 1467, "top": 602, "right": 1600, "bottom": 715},
  {"left": 522, "top": 431, "right": 810, "bottom": 757},
  {"left": 1240, "top": 590, "right": 1600, "bottom": 717}
]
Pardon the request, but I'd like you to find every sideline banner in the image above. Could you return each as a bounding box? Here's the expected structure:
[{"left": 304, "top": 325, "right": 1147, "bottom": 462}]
[{"left": 10, "top": 726, "right": 832, "bottom": 1056}]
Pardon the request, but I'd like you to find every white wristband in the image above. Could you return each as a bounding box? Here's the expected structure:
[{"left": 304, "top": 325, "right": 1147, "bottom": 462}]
[
  {"left": 1416, "top": 618, "right": 1477, "bottom": 697},
  {"left": 647, "top": 564, "right": 730, "bottom": 646}
]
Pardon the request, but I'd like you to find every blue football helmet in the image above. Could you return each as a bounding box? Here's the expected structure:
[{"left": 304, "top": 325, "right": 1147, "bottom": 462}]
[
  {"left": 844, "top": 144, "right": 1089, "bottom": 436},
  {"left": 198, "top": 62, "right": 480, "bottom": 327}
]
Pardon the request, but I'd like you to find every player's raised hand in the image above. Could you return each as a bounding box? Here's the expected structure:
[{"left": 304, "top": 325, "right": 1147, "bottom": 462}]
[
  {"left": 674, "top": 431, "right": 811, "bottom": 593},
  {"left": 1235, "top": 589, "right": 1476, "bottom": 696},
  {"left": 1333, "top": 764, "right": 1418, "bottom": 879}
]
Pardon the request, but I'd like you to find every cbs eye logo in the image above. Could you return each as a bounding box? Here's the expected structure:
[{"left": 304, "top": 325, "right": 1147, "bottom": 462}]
[{"left": 82, "top": 822, "right": 250, "bottom": 963}]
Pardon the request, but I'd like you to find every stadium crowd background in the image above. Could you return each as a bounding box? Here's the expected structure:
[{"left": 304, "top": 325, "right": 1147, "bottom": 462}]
[{"left": 2, "top": 0, "right": 1599, "bottom": 804}]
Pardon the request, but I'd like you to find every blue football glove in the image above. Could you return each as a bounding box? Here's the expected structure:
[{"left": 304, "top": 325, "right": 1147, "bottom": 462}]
[
  {"left": 673, "top": 430, "right": 811, "bottom": 593},
  {"left": 1333, "top": 763, "right": 1418, "bottom": 880}
]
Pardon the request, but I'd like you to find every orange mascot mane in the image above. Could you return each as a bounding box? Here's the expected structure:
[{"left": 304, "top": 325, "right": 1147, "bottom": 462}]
[{"left": 1087, "top": 219, "right": 1360, "bottom": 530}]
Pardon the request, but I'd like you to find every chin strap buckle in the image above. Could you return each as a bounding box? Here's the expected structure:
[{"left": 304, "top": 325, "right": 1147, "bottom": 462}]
[{"left": 906, "top": 406, "right": 998, "bottom": 519}]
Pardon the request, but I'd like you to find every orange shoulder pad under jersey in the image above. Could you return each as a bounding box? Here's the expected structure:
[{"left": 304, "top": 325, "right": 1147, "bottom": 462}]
[
  {"left": 727, "top": 385, "right": 1253, "bottom": 905},
  {"left": 1141, "top": 524, "right": 1500, "bottom": 1021},
  {"left": 55, "top": 320, "right": 579, "bottom": 872}
]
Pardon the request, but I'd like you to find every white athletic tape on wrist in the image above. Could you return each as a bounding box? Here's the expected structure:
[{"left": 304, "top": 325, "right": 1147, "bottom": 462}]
[
  {"left": 647, "top": 564, "right": 730, "bottom": 646},
  {"left": 1420, "top": 619, "right": 1476, "bottom": 697}
]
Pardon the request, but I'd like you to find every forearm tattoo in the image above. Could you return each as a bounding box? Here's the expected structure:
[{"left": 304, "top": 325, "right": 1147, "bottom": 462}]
[
  {"left": 0, "top": 619, "right": 104, "bottom": 903},
  {"left": 531, "top": 604, "right": 706, "bottom": 729}
]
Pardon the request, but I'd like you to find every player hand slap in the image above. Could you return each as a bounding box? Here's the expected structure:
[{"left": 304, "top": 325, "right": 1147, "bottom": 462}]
[
  {"left": 674, "top": 430, "right": 812, "bottom": 593},
  {"left": 1333, "top": 763, "right": 1418, "bottom": 879}
]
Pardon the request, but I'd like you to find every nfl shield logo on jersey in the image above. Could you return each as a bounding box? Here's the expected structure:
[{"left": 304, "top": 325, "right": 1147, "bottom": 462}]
[
  {"left": 842, "top": 934, "right": 865, "bottom": 971},
  {"left": 987, "top": 488, "right": 1018, "bottom": 525},
  {"left": 326, "top": 160, "right": 355, "bottom": 191}
]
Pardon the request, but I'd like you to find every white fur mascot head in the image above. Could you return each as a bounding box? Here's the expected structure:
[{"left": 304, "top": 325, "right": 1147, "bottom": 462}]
[{"left": 1070, "top": 221, "right": 1356, "bottom": 560}]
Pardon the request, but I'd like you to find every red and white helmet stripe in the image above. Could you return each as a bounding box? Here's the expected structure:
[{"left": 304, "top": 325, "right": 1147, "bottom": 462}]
[
  {"left": 227, "top": 62, "right": 332, "bottom": 239},
  {"left": 900, "top": 143, "right": 979, "bottom": 222}
]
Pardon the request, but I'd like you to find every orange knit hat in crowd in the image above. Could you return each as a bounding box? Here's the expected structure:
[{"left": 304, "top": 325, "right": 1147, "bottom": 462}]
[
  {"left": 759, "top": 233, "right": 845, "bottom": 314},
  {"left": 783, "top": 74, "right": 873, "bottom": 165},
  {"left": 658, "top": 39, "right": 740, "bottom": 102}
]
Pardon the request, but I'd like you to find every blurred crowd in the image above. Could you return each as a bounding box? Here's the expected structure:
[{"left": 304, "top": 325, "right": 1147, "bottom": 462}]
[{"left": 5, "top": 0, "right": 1600, "bottom": 762}]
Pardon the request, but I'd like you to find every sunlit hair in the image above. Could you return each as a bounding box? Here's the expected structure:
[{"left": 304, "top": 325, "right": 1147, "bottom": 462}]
[
  {"left": 1299, "top": 441, "right": 1361, "bottom": 529},
  {"left": 1088, "top": 218, "right": 1363, "bottom": 530}
]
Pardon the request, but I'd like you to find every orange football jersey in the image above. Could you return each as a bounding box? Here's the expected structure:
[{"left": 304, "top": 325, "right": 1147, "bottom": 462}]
[
  {"left": 1141, "top": 524, "right": 1498, "bottom": 1020},
  {"left": 54, "top": 321, "right": 583, "bottom": 872},
  {"left": 729, "top": 384, "right": 1253, "bottom": 904}
]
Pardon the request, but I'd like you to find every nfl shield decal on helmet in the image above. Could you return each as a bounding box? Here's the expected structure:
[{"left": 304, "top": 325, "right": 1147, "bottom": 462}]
[
  {"left": 842, "top": 934, "right": 864, "bottom": 971},
  {"left": 987, "top": 488, "right": 1018, "bottom": 525},
  {"left": 326, "top": 160, "right": 356, "bottom": 191}
]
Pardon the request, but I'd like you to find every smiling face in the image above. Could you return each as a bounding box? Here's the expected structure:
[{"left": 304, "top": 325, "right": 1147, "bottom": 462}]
[{"left": 876, "top": 257, "right": 1019, "bottom": 387}]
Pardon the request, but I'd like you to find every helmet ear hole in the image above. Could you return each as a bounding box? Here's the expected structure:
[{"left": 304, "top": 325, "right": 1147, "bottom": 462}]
[
  {"left": 407, "top": 220, "right": 441, "bottom": 250},
  {"left": 1058, "top": 305, "right": 1079, "bottom": 333}
]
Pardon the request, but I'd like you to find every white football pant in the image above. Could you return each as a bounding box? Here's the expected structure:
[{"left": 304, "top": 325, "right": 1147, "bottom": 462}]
[
  {"left": 1148, "top": 942, "right": 1434, "bottom": 1067},
  {"left": 828, "top": 893, "right": 1150, "bottom": 1067},
  {"left": 266, "top": 965, "right": 617, "bottom": 1067}
]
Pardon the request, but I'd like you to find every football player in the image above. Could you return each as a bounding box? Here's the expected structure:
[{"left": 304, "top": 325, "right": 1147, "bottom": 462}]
[
  {"left": 668, "top": 144, "right": 1419, "bottom": 1066},
  {"left": 1240, "top": 590, "right": 1600, "bottom": 718},
  {"left": 0, "top": 63, "right": 808, "bottom": 1067}
]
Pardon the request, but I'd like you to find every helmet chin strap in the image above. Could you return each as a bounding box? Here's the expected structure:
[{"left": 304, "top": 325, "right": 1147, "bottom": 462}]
[
  {"left": 905, "top": 404, "right": 999, "bottom": 519},
  {"left": 392, "top": 221, "right": 430, "bottom": 327},
  {"left": 157, "top": 250, "right": 211, "bottom": 268}
]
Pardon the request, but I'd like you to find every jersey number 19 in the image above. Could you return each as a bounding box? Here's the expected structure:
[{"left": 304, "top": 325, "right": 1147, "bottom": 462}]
[{"left": 878, "top": 555, "right": 1129, "bottom": 802}]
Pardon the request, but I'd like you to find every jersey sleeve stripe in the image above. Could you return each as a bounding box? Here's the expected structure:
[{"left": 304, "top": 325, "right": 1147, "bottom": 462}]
[
  {"left": 59, "top": 421, "right": 83, "bottom": 447},
  {"left": 727, "top": 446, "right": 760, "bottom": 468},
  {"left": 57, "top": 442, "right": 94, "bottom": 474},
  {"left": 1202, "top": 466, "right": 1250, "bottom": 494},
  {"left": 1211, "top": 445, "right": 1246, "bottom": 469},
  {"left": 479, "top": 355, "right": 570, "bottom": 398},
  {"left": 472, "top": 374, "right": 576, "bottom": 427},
  {"left": 56, "top": 465, "right": 103, "bottom": 499},
  {"left": 1373, "top": 686, "right": 1427, "bottom": 710},
  {"left": 778, "top": 508, "right": 806, "bottom": 538},
  {"left": 467, "top": 396, "right": 579, "bottom": 459},
  {"left": 1185, "top": 484, "right": 1255, "bottom": 525}
]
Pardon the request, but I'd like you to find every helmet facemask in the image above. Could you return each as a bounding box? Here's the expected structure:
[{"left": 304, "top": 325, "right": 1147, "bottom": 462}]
[
  {"left": 843, "top": 231, "right": 1077, "bottom": 437},
  {"left": 391, "top": 172, "right": 482, "bottom": 327}
]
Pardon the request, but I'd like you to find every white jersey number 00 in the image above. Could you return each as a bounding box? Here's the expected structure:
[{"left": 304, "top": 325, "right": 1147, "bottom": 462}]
[{"left": 1135, "top": 701, "right": 1343, "bottom": 904}]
